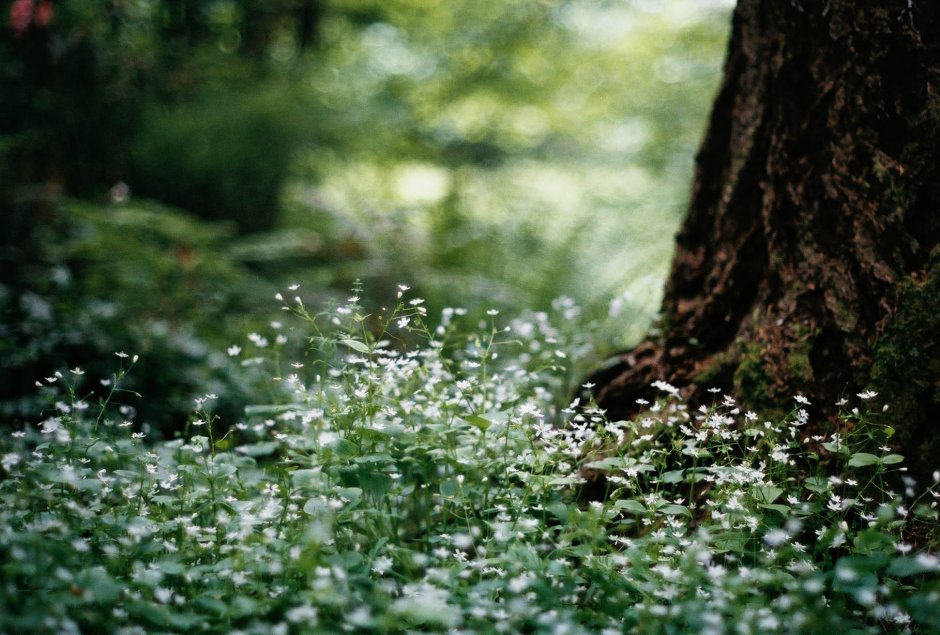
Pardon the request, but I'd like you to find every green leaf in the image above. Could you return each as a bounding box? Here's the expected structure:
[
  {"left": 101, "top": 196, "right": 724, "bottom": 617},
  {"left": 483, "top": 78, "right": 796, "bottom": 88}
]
[
  {"left": 659, "top": 504, "right": 692, "bottom": 518},
  {"left": 75, "top": 567, "right": 121, "bottom": 604},
  {"left": 335, "top": 439, "right": 358, "bottom": 458},
  {"left": 291, "top": 469, "right": 322, "bottom": 488},
  {"left": 804, "top": 476, "right": 830, "bottom": 493},
  {"left": 913, "top": 504, "right": 939, "bottom": 521},
  {"left": 194, "top": 595, "right": 228, "bottom": 616},
  {"left": 244, "top": 404, "right": 303, "bottom": 415},
  {"left": 661, "top": 469, "right": 685, "bottom": 484},
  {"left": 614, "top": 499, "right": 648, "bottom": 514},
  {"left": 887, "top": 556, "right": 939, "bottom": 577},
  {"left": 340, "top": 338, "right": 371, "bottom": 354},
  {"left": 303, "top": 498, "right": 328, "bottom": 516},
  {"left": 354, "top": 453, "right": 394, "bottom": 465},
  {"left": 760, "top": 504, "right": 791, "bottom": 516},
  {"left": 880, "top": 454, "right": 904, "bottom": 465},
  {"left": 210, "top": 463, "right": 238, "bottom": 478},
  {"left": 463, "top": 414, "right": 492, "bottom": 432},
  {"left": 848, "top": 452, "right": 881, "bottom": 467},
  {"left": 235, "top": 441, "right": 278, "bottom": 457},
  {"left": 853, "top": 529, "right": 895, "bottom": 555},
  {"left": 822, "top": 441, "right": 851, "bottom": 455},
  {"left": 753, "top": 485, "right": 784, "bottom": 504},
  {"left": 835, "top": 554, "right": 889, "bottom": 577},
  {"left": 585, "top": 457, "right": 626, "bottom": 471},
  {"left": 337, "top": 487, "right": 363, "bottom": 506},
  {"left": 440, "top": 478, "right": 459, "bottom": 497},
  {"left": 359, "top": 471, "right": 392, "bottom": 498}
]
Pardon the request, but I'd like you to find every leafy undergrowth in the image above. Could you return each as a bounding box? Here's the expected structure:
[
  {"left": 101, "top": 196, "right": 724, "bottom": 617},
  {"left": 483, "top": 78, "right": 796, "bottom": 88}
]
[{"left": 1, "top": 289, "right": 938, "bottom": 634}]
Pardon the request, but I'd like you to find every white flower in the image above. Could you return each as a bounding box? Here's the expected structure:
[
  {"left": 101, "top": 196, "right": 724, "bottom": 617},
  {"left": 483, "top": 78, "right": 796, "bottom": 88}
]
[
  {"left": 857, "top": 390, "right": 878, "bottom": 400},
  {"left": 794, "top": 394, "right": 811, "bottom": 405},
  {"left": 227, "top": 345, "right": 242, "bottom": 356},
  {"left": 372, "top": 556, "right": 393, "bottom": 575},
  {"left": 1, "top": 453, "right": 21, "bottom": 472},
  {"left": 651, "top": 380, "right": 680, "bottom": 396},
  {"left": 154, "top": 587, "right": 173, "bottom": 604},
  {"left": 286, "top": 604, "right": 318, "bottom": 624},
  {"left": 763, "top": 529, "right": 789, "bottom": 547}
]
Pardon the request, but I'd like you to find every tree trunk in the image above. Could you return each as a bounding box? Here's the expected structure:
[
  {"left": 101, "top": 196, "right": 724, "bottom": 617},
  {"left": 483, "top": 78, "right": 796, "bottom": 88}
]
[{"left": 588, "top": 0, "right": 940, "bottom": 480}]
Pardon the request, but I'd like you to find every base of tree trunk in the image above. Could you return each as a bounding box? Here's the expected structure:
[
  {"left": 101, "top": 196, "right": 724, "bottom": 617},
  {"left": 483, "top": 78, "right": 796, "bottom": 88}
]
[{"left": 587, "top": 0, "right": 940, "bottom": 482}]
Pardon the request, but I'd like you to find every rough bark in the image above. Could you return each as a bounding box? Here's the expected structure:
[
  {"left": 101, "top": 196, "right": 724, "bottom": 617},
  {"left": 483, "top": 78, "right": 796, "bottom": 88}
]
[{"left": 588, "top": 0, "right": 940, "bottom": 480}]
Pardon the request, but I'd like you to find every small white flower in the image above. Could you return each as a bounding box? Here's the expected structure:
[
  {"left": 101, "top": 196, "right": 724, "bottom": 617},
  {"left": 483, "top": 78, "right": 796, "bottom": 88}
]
[
  {"left": 857, "top": 390, "right": 878, "bottom": 400},
  {"left": 154, "top": 587, "right": 173, "bottom": 604},
  {"left": 763, "top": 529, "right": 789, "bottom": 547},
  {"left": 651, "top": 380, "right": 680, "bottom": 396},
  {"left": 286, "top": 604, "right": 318, "bottom": 624},
  {"left": 227, "top": 345, "right": 242, "bottom": 356},
  {"left": 794, "top": 394, "right": 811, "bottom": 405},
  {"left": 371, "top": 556, "right": 393, "bottom": 575}
]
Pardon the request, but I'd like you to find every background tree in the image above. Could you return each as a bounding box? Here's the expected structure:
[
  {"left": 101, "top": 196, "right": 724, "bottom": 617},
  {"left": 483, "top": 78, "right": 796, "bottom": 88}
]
[{"left": 588, "top": 0, "right": 940, "bottom": 479}]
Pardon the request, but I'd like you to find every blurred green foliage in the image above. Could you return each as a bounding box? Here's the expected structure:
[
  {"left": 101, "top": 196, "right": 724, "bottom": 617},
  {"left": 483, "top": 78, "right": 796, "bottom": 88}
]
[
  {"left": 291, "top": 0, "right": 733, "bottom": 317},
  {"left": 130, "top": 89, "right": 306, "bottom": 233},
  {"left": 0, "top": 200, "right": 276, "bottom": 428},
  {"left": 1, "top": 0, "right": 732, "bottom": 429}
]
